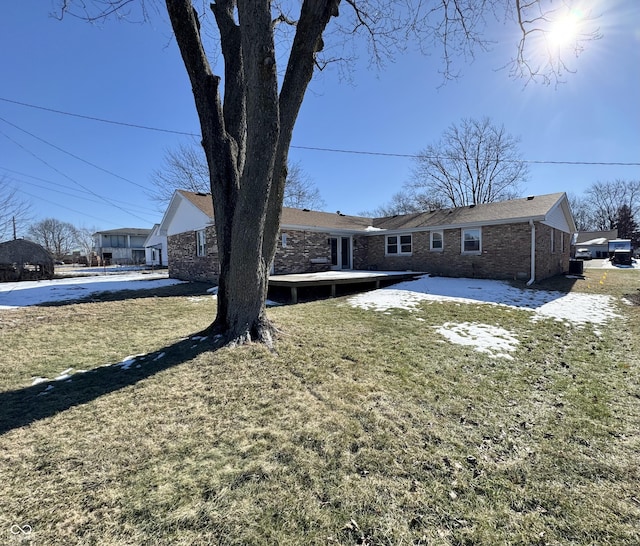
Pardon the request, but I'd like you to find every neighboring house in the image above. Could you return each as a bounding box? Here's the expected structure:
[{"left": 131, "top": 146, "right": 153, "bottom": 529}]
[
  {"left": 0, "top": 239, "right": 54, "bottom": 282},
  {"left": 144, "top": 224, "right": 168, "bottom": 267},
  {"left": 573, "top": 230, "right": 618, "bottom": 259},
  {"left": 93, "top": 228, "right": 152, "bottom": 266},
  {"left": 159, "top": 190, "right": 575, "bottom": 284}
]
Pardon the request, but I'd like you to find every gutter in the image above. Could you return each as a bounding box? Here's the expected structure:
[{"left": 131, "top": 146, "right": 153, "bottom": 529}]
[{"left": 527, "top": 220, "right": 536, "bottom": 286}]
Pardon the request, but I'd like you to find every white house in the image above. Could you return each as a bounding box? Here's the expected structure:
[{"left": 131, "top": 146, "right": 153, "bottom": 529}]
[{"left": 144, "top": 224, "right": 168, "bottom": 267}]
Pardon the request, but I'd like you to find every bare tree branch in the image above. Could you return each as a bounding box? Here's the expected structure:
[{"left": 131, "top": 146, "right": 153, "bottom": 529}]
[
  {"left": 0, "top": 176, "right": 33, "bottom": 241},
  {"left": 410, "top": 117, "right": 528, "bottom": 207}
]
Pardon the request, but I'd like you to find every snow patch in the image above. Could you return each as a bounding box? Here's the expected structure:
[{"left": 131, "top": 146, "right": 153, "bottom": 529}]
[
  {"left": 436, "top": 322, "right": 519, "bottom": 359},
  {"left": 0, "top": 272, "right": 184, "bottom": 310},
  {"left": 348, "top": 275, "right": 620, "bottom": 327}
]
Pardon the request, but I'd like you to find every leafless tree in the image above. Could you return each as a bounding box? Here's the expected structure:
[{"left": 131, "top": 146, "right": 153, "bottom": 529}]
[
  {"left": 57, "top": 0, "right": 599, "bottom": 347},
  {"left": 149, "top": 142, "right": 211, "bottom": 204},
  {"left": 27, "top": 218, "right": 78, "bottom": 260},
  {"left": 74, "top": 226, "right": 98, "bottom": 265},
  {"left": 0, "top": 176, "right": 32, "bottom": 241},
  {"left": 585, "top": 179, "right": 640, "bottom": 231},
  {"left": 567, "top": 192, "right": 595, "bottom": 232},
  {"left": 410, "top": 117, "right": 528, "bottom": 208},
  {"left": 282, "top": 162, "right": 325, "bottom": 210},
  {"left": 150, "top": 143, "right": 325, "bottom": 209},
  {"left": 362, "top": 189, "right": 446, "bottom": 217}
]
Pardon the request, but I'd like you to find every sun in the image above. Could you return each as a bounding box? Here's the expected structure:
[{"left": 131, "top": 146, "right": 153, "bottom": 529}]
[{"left": 547, "top": 7, "right": 585, "bottom": 51}]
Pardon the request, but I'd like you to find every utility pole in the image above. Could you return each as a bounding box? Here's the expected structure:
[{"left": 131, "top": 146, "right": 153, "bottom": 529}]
[{"left": 12, "top": 216, "right": 16, "bottom": 240}]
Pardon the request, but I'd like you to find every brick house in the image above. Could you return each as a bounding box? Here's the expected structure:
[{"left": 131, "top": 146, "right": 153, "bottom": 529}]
[{"left": 158, "top": 190, "right": 575, "bottom": 284}]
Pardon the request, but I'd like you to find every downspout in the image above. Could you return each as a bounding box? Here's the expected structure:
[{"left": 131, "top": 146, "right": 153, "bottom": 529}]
[{"left": 527, "top": 220, "right": 536, "bottom": 286}]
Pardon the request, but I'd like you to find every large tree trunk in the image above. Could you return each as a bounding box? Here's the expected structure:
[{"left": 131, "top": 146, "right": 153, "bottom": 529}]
[{"left": 166, "top": 0, "right": 338, "bottom": 347}]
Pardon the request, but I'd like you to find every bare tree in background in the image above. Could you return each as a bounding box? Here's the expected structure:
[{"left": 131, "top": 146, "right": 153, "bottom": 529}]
[
  {"left": 0, "top": 176, "right": 32, "bottom": 241},
  {"left": 362, "top": 189, "right": 446, "bottom": 217},
  {"left": 27, "top": 218, "right": 78, "bottom": 260},
  {"left": 566, "top": 193, "right": 595, "bottom": 232},
  {"left": 410, "top": 118, "right": 528, "bottom": 208},
  {"left": 74, "top": 227, "right": 98, "bottom": 265},
  {"left": 282, "top": 162, "right": 325, "bottom": 210},
  {"left": 58, "top": 0, "right": 599, "bottom": 347},
  {"left": 150, "top": 142, "right": 211, "bottom": 204},
  {"left": 585, "top": 179, "right": 640, "bottom": 231},
  {"left": 150, "top": 143, "right": 325, "bottom": 209}
]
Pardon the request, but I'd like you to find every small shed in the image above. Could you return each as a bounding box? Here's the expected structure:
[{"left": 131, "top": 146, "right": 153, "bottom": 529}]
[{"left": 0, "top": 239, "right": 55, "bottom": 282}]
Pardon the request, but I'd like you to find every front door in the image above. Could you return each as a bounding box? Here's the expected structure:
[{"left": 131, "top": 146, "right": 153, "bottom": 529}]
[{"left": 330, "top": 237, "right": 352, "bottom": 270}]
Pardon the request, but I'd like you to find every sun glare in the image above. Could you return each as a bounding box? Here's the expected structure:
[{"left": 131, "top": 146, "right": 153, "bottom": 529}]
[{"left": 548, "top": 8, "right": 585, "bottom": 51}]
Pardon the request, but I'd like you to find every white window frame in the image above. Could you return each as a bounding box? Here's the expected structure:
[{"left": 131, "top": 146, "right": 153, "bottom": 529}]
[
  {"left": 551, "top": 228, "right": 556, "bottom": 253},
  {"left": 430, "top": 231, "right": 443, "bottom": 251},
  {"left": 281, "top": 233, "right": 288, "bottom": 248},
  {"left": 461, "top": 228, "right": 482, "bottom": 254},
  {"left": 386, "top": 234, "right": 412, "bottom": 256},
  {"left": 196, "top": 229, "right": 207, "bottom": 257}
]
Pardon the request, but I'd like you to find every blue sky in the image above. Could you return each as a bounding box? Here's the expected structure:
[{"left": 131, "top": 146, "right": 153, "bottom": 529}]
[{"left": 1, "top": 1, "right": 638, "bottom": 235}]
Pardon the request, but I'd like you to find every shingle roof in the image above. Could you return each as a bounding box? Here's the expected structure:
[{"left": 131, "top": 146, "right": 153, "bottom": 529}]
[
  {"left": 95, "top": 228, "right": 153, "bottom": 236},
  {"left": 575, "top": 230, "right": 618, "bottom": 244},
  {"left": 176, "top": 190, "right": 569, "bottom": 233},
  {"left": 373, "top": 193, "right": 567, "bottom": 230},
  {"left": 179, "top": 190, "right": 214, "bottom": 217},
  {"left": 281, "top": 208, "right": 373, "bottom": 231},
  {"left": 178, "top": 190, "right": 374, "bottom": 231}
]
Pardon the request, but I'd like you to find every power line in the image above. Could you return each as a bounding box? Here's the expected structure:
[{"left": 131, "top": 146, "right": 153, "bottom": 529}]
[
  {"left": 1, "top": 96, "right": 638, "bottom": 168},
  {"left": 0, "top": 115, "right": 152, "bottom": 190},
  {"left": 0, "top": 128, "right": 155, "bottom": 225},
  {"left": 18, "top": 187, "right": 125, "bottom": 227},
  {"left": 0, "top": 166, "right": 159, "bottom": 214},
  {"left": 0, "top": 96, "right": 199, "bottom": 138},
  {"left": 291, "top": 145, "right": 640, "bottom": 167}
]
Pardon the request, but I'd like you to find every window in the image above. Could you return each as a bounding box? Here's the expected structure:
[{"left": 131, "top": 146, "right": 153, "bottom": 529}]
[
  {"left": 386, "top": 234, "right": 412, "bottom": 255},
  {"left": 281, "top": 233, "right": 288, "bottom": 248},
  {"left": 551, "top": 228, "right": 556, "bottom": 253},
  {"left": 462, "top": 228, "right": 481, "bottom": 253},
  {"left": 196, "top": 229, "right": 207, "bottom": 257},
  {"left": 105, "top": 235, "right": 126, "bottom": 248},
  {"left": 430, "top": 231, "right": 443, "bottom": 251}
]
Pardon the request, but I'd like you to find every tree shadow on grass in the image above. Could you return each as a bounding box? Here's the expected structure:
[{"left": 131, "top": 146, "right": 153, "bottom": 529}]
[
  {"left": 37, "top": 281, "right": 214, "bottom": 307},
  {"left": 0, "top": 334, "right": 218, "bottom": 436}
]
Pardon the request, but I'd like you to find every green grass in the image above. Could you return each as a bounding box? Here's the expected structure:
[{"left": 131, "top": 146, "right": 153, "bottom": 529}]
[{"left": 1, "top": 272, "right": 639, "bottom": 545}]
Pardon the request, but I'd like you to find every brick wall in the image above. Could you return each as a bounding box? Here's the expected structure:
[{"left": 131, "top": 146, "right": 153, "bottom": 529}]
[
  {"left": 168, "top": 221, "right": 570, "bottom": 283},
  {"left": 273, "top": 230, "right": 332, "bottom": 274},
  {"left": 535, "top": 224, "right": 570, "bottom": 279},
  {"left": 168, "top": 226, "right": 219, "bottom": 282},
  {"left": 361, "top": 222, "right": 569, "bottom": 281}
]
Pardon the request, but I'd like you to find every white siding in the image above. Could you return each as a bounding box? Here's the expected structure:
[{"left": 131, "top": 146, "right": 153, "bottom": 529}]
[
  {"left": 165, "top": 196, "right": 212, "bottom": 236},
  {"left": 543, "top": 201, "right": 573, "bottom": 232}
]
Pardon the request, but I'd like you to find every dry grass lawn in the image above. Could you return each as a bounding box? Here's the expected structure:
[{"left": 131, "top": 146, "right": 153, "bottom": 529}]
[{"left": 1, "top": 269, "right": 639, "bottom": 545}]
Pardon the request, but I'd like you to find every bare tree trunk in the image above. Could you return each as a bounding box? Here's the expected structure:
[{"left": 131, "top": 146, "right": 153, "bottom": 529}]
[{"left": 166, "top": 0, "right": 337, "bottom": 347}]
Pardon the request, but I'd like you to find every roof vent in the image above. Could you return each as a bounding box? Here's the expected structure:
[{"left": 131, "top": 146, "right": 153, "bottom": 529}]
[
  {"left": 302, "top": 208, "right": 311, "bottom": 212},
  {"left": 336, "top": 211, "right": 345, "bottom": 216},
  {"left": 527, "top": 195, "right": 535, "bottom": 200},
  {"left": 469, "top": 204, "right": 476, "bottom": 208}
]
